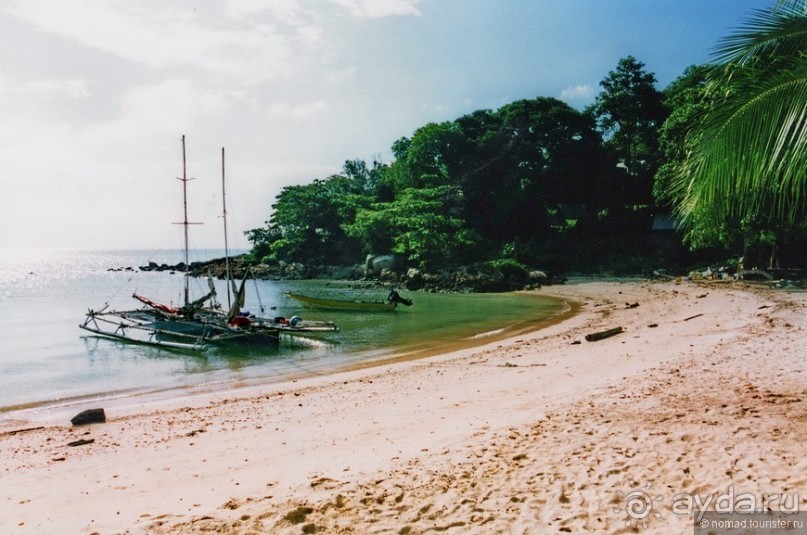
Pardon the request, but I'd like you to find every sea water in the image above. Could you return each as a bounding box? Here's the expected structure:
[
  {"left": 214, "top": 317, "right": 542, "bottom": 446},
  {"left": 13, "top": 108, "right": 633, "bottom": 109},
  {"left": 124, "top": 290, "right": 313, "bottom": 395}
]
[{"left": 0, "top": 248, "right": 565, "bottom": 417}]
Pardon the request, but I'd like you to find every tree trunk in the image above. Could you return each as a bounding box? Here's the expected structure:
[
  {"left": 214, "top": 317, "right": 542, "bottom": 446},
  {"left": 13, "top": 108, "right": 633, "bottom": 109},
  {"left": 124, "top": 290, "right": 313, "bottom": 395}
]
[{"left": 768, "top": 241, "right": 778, "bottom": 270}]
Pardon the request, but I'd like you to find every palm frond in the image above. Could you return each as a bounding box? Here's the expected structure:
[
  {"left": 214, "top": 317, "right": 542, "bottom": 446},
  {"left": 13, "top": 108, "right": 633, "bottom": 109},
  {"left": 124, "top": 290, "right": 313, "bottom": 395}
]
[
  {"left": 714, "top": 1, "right": 807, "bottom": 65},
  {"left": 672, "top": 1, "right": 807, "bottom": 238},
  {"left": 674, "top": 65, "right": 807, "bottom": 227}
]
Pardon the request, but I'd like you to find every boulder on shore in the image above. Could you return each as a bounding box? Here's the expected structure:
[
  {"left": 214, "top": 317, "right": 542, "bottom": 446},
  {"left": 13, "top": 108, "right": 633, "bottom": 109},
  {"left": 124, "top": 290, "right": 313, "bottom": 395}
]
[{"left": 71, "top": 408, "right": 106, "bottom": 426}]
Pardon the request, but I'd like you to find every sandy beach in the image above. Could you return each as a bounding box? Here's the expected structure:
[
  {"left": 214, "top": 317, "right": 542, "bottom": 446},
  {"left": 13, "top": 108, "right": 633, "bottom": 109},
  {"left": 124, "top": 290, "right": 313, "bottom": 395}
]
[{"left": 1, "top": 280, "right": 805, "bottom": 534}]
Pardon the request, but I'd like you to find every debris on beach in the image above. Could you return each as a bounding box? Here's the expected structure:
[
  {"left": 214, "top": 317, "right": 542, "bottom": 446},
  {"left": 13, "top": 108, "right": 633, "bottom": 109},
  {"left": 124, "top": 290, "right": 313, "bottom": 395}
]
[
  {"left": 584, "top": 327, "right": 624, "bottom": 342},
  {"left": 66, "top": 438, "right": 95, "bottom": 447}
]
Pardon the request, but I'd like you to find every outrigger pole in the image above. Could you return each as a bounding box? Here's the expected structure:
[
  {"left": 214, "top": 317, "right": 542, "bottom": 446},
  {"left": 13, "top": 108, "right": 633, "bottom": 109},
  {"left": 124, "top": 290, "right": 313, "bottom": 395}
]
[{"left": 174, "top": 135, "right": 202, "bottom": 308}]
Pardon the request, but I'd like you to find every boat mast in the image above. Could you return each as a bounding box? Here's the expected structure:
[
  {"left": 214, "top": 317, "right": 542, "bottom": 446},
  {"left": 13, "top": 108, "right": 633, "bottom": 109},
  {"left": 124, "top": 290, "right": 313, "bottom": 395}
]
[
  {"left": 175, "top": 135, "right": 199, "bottom": 308},
  {"left": 222, "top": 147, "right": 232, "bottom": 308}
]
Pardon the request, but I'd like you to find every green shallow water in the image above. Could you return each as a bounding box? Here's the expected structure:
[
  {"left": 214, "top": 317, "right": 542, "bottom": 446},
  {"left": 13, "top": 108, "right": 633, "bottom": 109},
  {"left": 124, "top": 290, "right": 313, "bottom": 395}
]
[
  {"left": 0, "top": 249, "right": 566, "bottom": 415},
  {"left": 274, "top": 280, "right": 568, "bottom": 365}
]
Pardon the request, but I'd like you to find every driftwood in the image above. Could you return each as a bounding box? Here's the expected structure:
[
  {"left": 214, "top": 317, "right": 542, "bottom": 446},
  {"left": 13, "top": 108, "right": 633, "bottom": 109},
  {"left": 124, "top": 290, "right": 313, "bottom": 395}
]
[
  {"left": 683, "top": 313, "right": 704, "bottom": 322},
  {"left": 585, "top": 327, "right": 624, "bottom": 342},
  {"left": 67, "top": 438, "right": 95, "bottom": 447},
  {"left": 0, "top": 426, "right": 44, "bottom": 437}
]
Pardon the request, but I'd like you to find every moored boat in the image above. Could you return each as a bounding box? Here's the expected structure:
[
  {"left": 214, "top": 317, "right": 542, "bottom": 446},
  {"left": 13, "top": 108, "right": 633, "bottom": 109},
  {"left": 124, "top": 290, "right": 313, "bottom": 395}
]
[
  {"left": 285, "top": 289, "right": 412, "bottom": 312},
  {"left": 80, "top": 136, "right": 282, "bottom": 350}
]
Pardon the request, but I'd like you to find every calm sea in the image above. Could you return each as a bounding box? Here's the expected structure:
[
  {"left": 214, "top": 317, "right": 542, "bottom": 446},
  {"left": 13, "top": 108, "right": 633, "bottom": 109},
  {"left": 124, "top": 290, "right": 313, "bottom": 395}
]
[{"left": 0, "top": 248, "right": 565, "bottom": 421}]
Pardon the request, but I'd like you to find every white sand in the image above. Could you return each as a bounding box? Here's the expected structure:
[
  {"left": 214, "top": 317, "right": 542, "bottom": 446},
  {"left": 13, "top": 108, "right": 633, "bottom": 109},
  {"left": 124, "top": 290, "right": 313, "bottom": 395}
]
[{"left": 1, "top": 280, "right": 805, "bottom": 534}]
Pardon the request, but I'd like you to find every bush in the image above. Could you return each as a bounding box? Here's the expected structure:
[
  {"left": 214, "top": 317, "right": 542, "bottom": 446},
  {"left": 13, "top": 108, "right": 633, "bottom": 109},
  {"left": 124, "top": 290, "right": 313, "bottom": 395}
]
[
  {"left": 470, "top": 258, "right": 531, "bottom": 291},
  {"left": 488, "top": 259, "right": 530, "bottom": 284}
]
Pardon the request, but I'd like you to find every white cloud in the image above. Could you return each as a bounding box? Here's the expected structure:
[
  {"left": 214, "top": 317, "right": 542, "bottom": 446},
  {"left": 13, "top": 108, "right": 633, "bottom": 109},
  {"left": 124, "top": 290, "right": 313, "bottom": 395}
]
[
  {"left": 325, "top": 66, "right": 357, "bottom": 85},
  {"left": 328, "top": 0, "right": 421, "bottom": 18},
  {"left": 2, "top": 0, "right": 309, "bottom": 82},
  {"left": 269, "top": 99, "right": 329, "bottom": 118},
  {"left": 560, "top": 84, "right": 596, "bottom": 104},
  {"left": 28, "top": 79, "right": 92, "bottom": 99},
  {"left": 226, "top": 0, "right": 293, "bottom": 19},
  {"left": 0, "top": 73, "right": 252, "bottom": 248}
]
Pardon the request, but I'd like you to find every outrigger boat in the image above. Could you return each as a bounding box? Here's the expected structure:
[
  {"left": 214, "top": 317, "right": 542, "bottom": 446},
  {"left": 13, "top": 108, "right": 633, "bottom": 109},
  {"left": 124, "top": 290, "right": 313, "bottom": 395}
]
[
  {"left": 204, "top": 147, "right": 338, "bottom": 338},
  {"left": 285, "top": 289, "right": 413, "bottom": 312},
  {"left": 80, "top": 303, "right": 281, "bottom": 350},
  {"left": 81, "top": 136, "right": 336, "bottom": 349},
  {"left": 192, "top": 268, "right": 339, "bottom": 337}
]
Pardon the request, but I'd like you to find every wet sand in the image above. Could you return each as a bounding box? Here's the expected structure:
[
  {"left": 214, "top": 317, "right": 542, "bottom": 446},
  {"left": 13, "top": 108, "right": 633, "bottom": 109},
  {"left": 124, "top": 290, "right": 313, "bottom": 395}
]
[{"left": 1, "top": 280, "right": 804, "bottom": 534}]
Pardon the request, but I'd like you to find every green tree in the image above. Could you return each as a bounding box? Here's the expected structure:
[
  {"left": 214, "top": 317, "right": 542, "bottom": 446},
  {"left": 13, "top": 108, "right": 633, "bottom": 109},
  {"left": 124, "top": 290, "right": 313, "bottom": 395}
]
[
  {"left": 669, "top": 1, "right": 807, "bottom": 266},
  {"left": 458, "top": 97, "right": 612, "bottom": 248},
  {"left": 345, "top": 185, "right": 479, "bottom": 270},
  {"left": 342, "top": 158, "right": 387, "bottom": 196},
  {"left": 654, "top": 64, "right": 714, "bottom": 206},
  {"left": 244, "top": 225, "right": 281, "bottom": 263},
  {"left": 257, "top": 176, "right": 363, "bottom": 265},
  {"left": 590, "top": 56, "right": 667, "bottom": 204},
  {"left": 385, "top": 122, "right": 464, "bottom": 193}
]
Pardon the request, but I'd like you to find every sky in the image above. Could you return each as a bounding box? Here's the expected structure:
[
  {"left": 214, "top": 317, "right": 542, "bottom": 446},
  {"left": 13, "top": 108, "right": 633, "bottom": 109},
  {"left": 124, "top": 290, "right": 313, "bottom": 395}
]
[{"left": 0, "top": 0, "right": 772, "bottom": 251}]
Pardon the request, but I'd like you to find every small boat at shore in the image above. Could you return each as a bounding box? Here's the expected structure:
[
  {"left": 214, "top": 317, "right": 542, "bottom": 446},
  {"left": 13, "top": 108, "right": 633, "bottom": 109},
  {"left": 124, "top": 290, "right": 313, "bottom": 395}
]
[
  {"left": 80, "top": 304, "right": 281, "bottom": 350},
  {"left": 80, "top": 136, "right": 338, "bottom": 350},
  {"left": 285, "top": 289, "right": 412, "bottom": 312},
  {"left": 80, "top": 137, "right": 282, "bottom": 349}
]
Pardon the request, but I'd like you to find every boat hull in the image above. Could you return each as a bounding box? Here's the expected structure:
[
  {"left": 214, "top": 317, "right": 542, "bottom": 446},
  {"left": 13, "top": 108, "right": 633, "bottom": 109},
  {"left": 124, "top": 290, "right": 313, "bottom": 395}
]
[
  {"left": 80, "top": 308, "right": 280, "bottom": 350},
  {"left": 285, "top": 292, "right": 397, "bottom": 312}
]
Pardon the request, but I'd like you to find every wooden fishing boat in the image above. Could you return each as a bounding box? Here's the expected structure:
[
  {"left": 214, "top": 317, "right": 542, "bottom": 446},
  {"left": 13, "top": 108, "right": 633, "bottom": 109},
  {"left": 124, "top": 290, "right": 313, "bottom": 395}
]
[
  {"left": 80, "top": 305, "right": 280, "bottom": 349},
  {"left": 80, "top": 136, "right": 282, "bottom": 349},
  {"left": 285, "top": 290, "right": 412, "bottom": 312},
  {"left": 203, "top": 147, "right": 339, "bottom": 337}
]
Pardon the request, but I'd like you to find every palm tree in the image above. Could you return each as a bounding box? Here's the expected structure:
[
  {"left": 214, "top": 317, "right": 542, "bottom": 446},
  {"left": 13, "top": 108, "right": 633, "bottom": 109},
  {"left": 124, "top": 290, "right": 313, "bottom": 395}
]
[{"left": 671, "top": 0, "right": 806, "bottom": 262}]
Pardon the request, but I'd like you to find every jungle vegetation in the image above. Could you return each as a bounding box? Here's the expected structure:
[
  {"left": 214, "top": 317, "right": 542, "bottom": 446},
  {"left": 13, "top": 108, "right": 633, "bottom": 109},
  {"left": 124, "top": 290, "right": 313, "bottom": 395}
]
[{"left": 247, "top": 1, "right": 806, "bottom": 275}]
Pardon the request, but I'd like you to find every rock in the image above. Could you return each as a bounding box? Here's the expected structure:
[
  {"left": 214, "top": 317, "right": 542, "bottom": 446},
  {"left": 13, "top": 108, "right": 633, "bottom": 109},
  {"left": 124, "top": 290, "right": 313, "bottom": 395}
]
[
  {"left": 378, "top": 267, "right": 399, "bottom": 283},
  {"left": 365, "top": 254, "right": 400, "bottom": 274},
  {"left": 71, "top": 408, "right": 106, "bottom": 426},
  {"left": 405, "top": 268, "right": 425, "bottom": 290}
]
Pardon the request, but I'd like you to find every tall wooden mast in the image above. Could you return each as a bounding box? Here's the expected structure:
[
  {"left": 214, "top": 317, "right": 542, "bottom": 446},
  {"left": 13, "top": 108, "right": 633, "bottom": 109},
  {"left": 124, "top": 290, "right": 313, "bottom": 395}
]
[
  {"left": 222, "top": 147, "right": 232, "bottom": 308},
  {"left": 175, "top": 135, "right": 200, "bottom": 308}
]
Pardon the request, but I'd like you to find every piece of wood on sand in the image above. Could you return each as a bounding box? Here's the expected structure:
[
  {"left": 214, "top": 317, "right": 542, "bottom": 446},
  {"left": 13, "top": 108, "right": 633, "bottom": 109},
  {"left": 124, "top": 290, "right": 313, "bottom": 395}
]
[
  {"left": 585, "top": 326, "right": 624, "bottom": 342},
  {"left": 67, "top": 438, "right": 95, "bottom": 447}
]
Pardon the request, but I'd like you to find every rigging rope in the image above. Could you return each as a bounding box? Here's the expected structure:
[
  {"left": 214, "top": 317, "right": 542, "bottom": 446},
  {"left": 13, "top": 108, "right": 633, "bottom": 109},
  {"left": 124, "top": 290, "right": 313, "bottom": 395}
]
[{"left": 250, "top": 268, "right": 266, "bottom": 315}]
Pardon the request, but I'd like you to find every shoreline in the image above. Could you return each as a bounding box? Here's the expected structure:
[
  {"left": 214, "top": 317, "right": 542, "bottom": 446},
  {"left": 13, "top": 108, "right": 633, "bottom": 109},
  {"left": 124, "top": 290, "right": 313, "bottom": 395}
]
[
  {"left": 1, "top": 292, "right": 573, "bottom": 426},
  {"left": 1, "top": 280, "right": 804, "bottom": 534}
]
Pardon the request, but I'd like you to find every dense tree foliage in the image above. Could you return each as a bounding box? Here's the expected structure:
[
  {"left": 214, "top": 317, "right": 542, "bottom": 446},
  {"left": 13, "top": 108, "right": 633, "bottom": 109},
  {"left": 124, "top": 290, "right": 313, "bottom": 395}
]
[
  {"left": 654, "top": 64, "right": 714, "bottom": 207},
  {"left": 248, "top": 2, "right": 806, "bottom": 274},
  {"left": 250, "top": 95, "right": 631, "bottom": 273},
  {"left": 589, "top": 55, "right": 667, "bottom": 207},
  {"left": 662, "top": 0, "right": 807, "bottom": 267},
  {"left": 345, "top": 185, "right": 479, "bottom": 271},
  {"left": 250, "top": 175, "right": 364, "bottom": 266}
]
